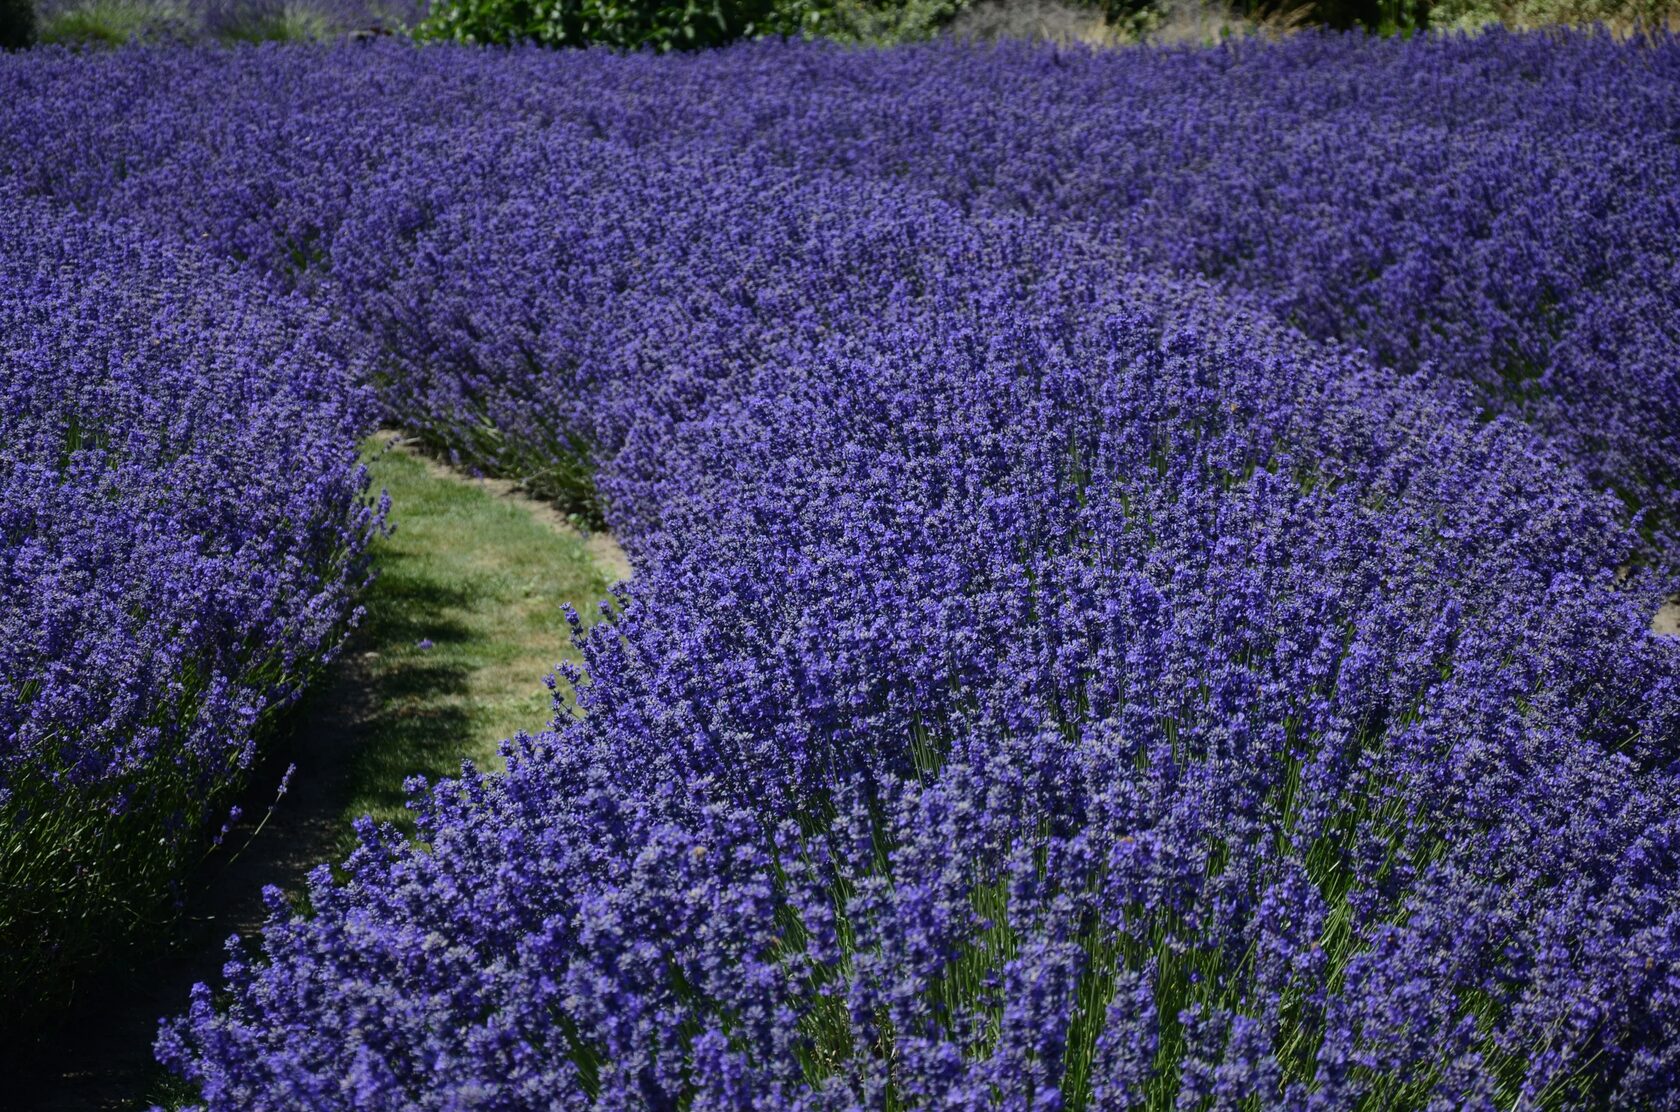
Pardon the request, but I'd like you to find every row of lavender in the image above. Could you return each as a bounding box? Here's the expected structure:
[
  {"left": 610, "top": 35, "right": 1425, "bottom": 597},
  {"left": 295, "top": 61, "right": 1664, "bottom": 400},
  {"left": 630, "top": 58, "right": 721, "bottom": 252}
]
[
  {"left": 1, "top": 33, "right": 1677, "bottom": 1106},
  {"left": 7, "top": 33, "right": 1675, "bottom": 551},
  {"left": 186, "top": 154, "right": 1680, "bottom": 1105},
  {"left": 574, "top": 30, "right": 1680, "bottom": 535},
  {"left": 0, "top": 191, "right": 380, "bottom": 1027}
]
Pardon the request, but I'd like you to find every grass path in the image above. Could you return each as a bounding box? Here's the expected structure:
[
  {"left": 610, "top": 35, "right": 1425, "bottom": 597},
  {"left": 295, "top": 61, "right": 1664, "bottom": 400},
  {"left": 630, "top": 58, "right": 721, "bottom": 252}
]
[
  {"left": 332, "top": 431, "right": 628, "bottom": 845},
  {"left": 11, "top": 433, "right": 626, "bottom": 1110}
]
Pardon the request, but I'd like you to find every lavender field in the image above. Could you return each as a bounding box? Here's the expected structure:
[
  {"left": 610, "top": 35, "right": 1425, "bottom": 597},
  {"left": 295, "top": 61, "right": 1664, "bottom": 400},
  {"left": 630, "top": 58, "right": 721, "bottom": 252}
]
[{"left": 3, "top": 29, "right": 1680, "bottom": 1110}]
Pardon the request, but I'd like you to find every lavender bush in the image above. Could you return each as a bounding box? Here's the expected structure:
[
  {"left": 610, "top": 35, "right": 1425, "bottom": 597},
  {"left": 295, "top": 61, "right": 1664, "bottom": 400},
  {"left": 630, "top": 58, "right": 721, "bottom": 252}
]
[
  {"left": 0, "top": 29, "right": 1677, "bottom": 1108},
  {"left": 0, "top": 190, "right": 380, "bottom": 1028},
  {"left": 11, "top": 33, "right": 1672, "bottom": 550}
]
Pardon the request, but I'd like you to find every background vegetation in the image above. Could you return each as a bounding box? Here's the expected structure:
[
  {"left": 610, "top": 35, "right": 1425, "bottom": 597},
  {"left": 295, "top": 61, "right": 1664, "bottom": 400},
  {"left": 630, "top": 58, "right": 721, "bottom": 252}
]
[
  {"left": 26, "top": 0, "right": 421, "bottom": 45},
  {"left": 10, "top": 0, "right": 1674, "bottom": 50},
  {"left": 411, "top": 0, "right": 1676, "bottom": 49},
  {"left": 1, "top": 0, "right": 34, "bottom": 47}
]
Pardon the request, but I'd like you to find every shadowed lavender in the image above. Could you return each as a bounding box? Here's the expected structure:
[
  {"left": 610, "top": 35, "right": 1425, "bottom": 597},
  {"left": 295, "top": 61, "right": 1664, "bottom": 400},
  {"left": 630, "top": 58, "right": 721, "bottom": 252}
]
[{"left": 1, "top": 29, "right": 1678, "bottom": 1109}]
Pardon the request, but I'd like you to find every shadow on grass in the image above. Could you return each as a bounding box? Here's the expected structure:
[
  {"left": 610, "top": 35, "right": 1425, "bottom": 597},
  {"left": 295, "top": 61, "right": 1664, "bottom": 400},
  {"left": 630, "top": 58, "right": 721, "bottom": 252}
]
[{"left": 6, "top": 436, "right": 623, "bottom": 1110}]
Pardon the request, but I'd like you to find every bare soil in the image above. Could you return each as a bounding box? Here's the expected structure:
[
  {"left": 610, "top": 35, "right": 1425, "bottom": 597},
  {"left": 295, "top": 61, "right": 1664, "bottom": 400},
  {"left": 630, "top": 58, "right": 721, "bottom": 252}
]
[{"left": 1656, "top": 596, "right": 1680, "bottom": 637}]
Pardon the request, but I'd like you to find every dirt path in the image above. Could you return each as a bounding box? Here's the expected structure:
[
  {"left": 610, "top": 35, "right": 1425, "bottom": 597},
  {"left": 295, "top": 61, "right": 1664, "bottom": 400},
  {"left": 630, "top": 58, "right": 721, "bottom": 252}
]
[{"left": 5, "top": 435, "right": 627, "bottom": 1110}]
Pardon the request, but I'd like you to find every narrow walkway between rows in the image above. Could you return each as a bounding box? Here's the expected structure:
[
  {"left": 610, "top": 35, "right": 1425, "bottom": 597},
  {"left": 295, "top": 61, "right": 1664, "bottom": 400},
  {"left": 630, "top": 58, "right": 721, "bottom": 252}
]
[{"left": 13, "top": 432, "right": 627, "bottom": 1110}]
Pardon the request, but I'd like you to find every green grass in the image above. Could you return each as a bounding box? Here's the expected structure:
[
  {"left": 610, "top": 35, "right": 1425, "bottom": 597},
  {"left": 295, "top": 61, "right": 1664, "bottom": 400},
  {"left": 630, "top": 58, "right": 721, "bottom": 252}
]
[
  {"left": 106, "top": 435, "right": 624, "bottom": 1111},
  {"left": 215, "top": 7, "right": 336, "bottom": 42},
  {"left": 36, "top": 0, "right": 191, "bottom": 44},
  {"left": 333, "top": 435, "right": 625, "bottom": 846}
]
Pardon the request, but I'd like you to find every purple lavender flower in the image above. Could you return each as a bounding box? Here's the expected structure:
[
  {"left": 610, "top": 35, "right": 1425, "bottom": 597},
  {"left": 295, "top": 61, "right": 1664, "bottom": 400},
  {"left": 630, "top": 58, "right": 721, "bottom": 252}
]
[
  {"left": 0, "top": 191, "right": 378, "bottom": 1028},
  {"left": 0, "top": 28, "right": 1676, "bottom": 1110}
]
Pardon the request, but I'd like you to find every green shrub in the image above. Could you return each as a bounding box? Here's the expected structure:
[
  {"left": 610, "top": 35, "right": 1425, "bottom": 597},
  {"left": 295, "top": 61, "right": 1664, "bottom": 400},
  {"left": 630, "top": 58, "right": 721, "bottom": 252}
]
[
  {"left": 1431, "top": 0, "right": 1677, "bottom": 29},
  {"left": 814, "top": 0, "right": 969, "bottom": 42},
  {"left": 37, "top": 0, "right": 179, "bottom": 44},
  {"left": 1217, "top": 0, "right": 1426, "bottom": 33},
  {"left": 212, "top": 2, "right": 337, "bottom": 42},
  {"left": 417, "top": 0, "right": 821, "bottom": 49},
  {"left": 416, "top": 0, "right": 1004, "bottom": 49},
  {"left": 1, "top": 0, "right": 36, "bottom": 48}
]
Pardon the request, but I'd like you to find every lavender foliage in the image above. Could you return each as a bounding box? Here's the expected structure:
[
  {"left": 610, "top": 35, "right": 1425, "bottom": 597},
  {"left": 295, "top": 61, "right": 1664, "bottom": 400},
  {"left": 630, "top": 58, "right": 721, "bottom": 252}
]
[
  {"left": 0, "top": 30, "right": 1677, "bottom": 1108},
  {"left": 5, "top": 34, "right": 1676, "bottom": 539},
  {"left": 0, "top": 190, "right": 379, "bottom": 1024}
]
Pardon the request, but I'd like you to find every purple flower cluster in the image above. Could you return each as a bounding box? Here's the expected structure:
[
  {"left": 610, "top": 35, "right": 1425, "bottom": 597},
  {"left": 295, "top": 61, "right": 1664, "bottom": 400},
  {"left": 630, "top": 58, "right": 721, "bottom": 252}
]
[
  {"left": 6, "top": 33, "right": 1676, "bottom": 538},
  {"left": 2, "top": 30, "right": 1678, "bottom": 1108},
  {"left": 0, "top": 189, "right": 379, "bottom": 1023}
]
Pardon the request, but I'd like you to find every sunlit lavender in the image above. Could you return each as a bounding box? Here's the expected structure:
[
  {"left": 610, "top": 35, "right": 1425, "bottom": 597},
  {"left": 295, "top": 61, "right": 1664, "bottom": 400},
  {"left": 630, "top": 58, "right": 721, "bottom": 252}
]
[{"left": 2, "top": 29, "right": 1678, "bottom": 1109}]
